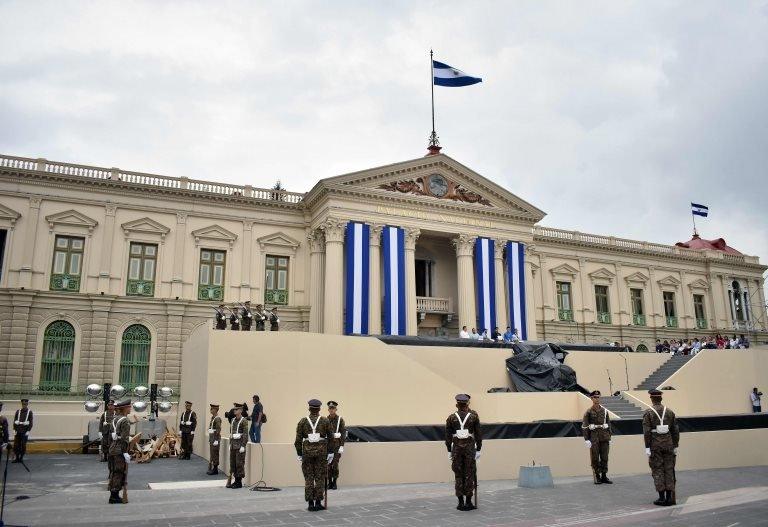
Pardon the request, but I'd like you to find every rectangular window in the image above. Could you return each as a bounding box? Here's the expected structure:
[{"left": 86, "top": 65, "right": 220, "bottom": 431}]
[
  {"left": 126, "top": 242, "right": 157, "bottom": 297},
  {"left": 556, "top": 281, "right": 573, "bottom": 321},
  {"left": 630, "top": 288, "right": 645, "bottom": 326},
  {"left": 50, "top": 235, "right": 85, "bottom": 292},
  {"left": 693, "top": 294, "right": 707, "bottom": 329},
  {"left": 265, "top": 254, "right": 289, "bottom": 305},
  {"left": 198, "top": 249, "right": 226, "bottom": 301},
  {"left": 594, "top": 285, "right": 610, "bottom": 323},
  {"left": 663, "top": 291, "right": 677, "bottom": 327}
]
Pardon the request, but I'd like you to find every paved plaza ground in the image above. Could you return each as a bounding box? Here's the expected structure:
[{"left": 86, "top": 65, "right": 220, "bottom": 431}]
[{"left": 1, "top": 453, "right": 766, "bottom": 526}]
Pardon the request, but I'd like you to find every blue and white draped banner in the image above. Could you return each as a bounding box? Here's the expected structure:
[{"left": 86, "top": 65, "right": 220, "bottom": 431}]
[
  {"left": 474, "top": 237, "right": 496, "bottom": 336},
  {"left": 344, "top": 222, "right": 370, "bottom": 335},
  {"left": 506, "top": 241, "right": 528, "bottom": 341},
  {"left": 382, "top": 226, "right": 406, "bottom": 335}
]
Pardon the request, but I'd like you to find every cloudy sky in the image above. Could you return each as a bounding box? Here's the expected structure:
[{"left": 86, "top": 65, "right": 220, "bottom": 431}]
[{"left": 1, "top": 1, "right": 767, "bottom": 266}]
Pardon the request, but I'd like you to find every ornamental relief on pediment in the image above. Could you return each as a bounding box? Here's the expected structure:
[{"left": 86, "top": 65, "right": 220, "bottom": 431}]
[{"left": 378, "top": 173, "right": 492, "bottom": 206}]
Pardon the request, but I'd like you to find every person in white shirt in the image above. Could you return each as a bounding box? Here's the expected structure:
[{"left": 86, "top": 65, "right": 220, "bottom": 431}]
[
  {"left": 729, "top": 336, "right": 739, "bottom": 349},
  {"left": 691, "top": 338, "right": 701, "bottom": 354},
  {"left": 751, "top": 388, "right": 762, "bottom": 412},
  {"left": 470, "top": 328, "right": 480, "bottom": 340},
  {"left": 459, "top": 326, "right": 470, "bottom": 339}
]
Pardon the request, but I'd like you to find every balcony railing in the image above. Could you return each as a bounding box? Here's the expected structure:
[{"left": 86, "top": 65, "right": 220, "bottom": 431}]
[
  {"left": 416, "top": 296, "right": 451, "bottom": 313},
  {"left": 50, "top": 273, "right": 81, "bottom": 292},
  {"left": 696, "top": 318, "right": 708, "bottom": 329},
  {"left": 632, "top": 314, "right": 646, "bottom": 326},
  {"left": 126, "top": 279, "right": 155, "bottom": 297},
  {"left": 666, "top": 316, "right": 678, "bottom": 328},
  {"left": 597, "top": 312, "right": 611, "bottom": 324},
  {"left": 558, "top": 308, "right": 574, "bottom": 322},
  {"left": 198, "top": 285, "right": 224, "bottom": 301}
]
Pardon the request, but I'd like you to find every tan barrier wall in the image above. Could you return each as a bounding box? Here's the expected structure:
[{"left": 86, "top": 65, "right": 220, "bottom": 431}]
[
  {"left": 564, "top": 350, "right": 668, "bottom": 394},
  {"left": 623, "top": 348, "right": 768, "bottom": 416},
  {"left": 0, "top": 399, "right": 179, "bottom": 440}
]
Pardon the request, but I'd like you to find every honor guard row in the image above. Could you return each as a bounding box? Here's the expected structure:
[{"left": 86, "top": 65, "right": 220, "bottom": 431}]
[{"left": 214, "top": 302, "right": 280, "bottom": 331}]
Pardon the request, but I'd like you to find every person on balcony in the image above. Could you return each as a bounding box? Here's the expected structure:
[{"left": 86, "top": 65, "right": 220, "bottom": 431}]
[{"left": 459, "top": 326, "right": 470, "bottom": 339}]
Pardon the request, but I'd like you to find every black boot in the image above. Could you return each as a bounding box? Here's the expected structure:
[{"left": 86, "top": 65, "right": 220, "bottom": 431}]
[
  {"left": 593, "top": 471, "right": 602, "bottom": 485},
  {"left": 456, "top": 496, "right": 466, "bottom": 511},
  {"left": 653, "top": 491, "right": 666, "bottom": 506},
  {"left": 601, "top": 473, "right": 613, "bottom": 484},
  {"left": 465, "top": 495, "right": 477, "bottom": 510},
  {"left": 108, "top": 491, "right": 122, "bottom": 504},
  {"left": 231, "top": 477, "right": 242, "bottom": 489},
  {"left": 664, "top": 490, "right": 675, "bottom": 506},
  {"left": 307, "top": 500, "right": 316, "bottom": 512},
  {"left": 329, "top": 477, "right": 337, "bottom": 490},
  {"left": 210, "top": 466, "right": 218, "bottom": 475},
  {"left": 316, "top": 499, "right": 326, "bottom": 511}
]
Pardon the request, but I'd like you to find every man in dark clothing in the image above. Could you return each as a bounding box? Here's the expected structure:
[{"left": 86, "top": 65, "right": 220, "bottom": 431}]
[
  {"left": 249, "top": 395, "right": 264, "bottom": 443},
  {"left": 179, "top": 401, "right": 197, "bottom": 460},
  {"left": 445, "top": 394, "right": 482, "bottom": 511},
  {"left": 13, "top": 398, "right": 33, "bottom": 463},
  {"left": 240, "top": 301, "right": 253, "bottom": 331}
]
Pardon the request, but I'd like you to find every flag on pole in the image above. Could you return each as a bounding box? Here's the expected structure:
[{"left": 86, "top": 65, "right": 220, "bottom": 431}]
[
  {"left": 691, "top": 203, "right": 709, "bottom": 217},
  {"left": 433, "top": 60, "right": 482, "bottom": 87}
]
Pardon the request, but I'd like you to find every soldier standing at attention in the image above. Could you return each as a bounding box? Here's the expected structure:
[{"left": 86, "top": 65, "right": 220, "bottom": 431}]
[
  {"left": 179, "top": 401, "right": 197, "bottom": 460},
  {"left": 643, "top": 389, "right": 680, "bottom": 506},
  {"left": 582, "top": 390, "right": 612, "bottom": 484},
  {"left": 226, "top": 403, "right": 248, "bottom": 489},
  {"left": 0, "top": 402, "right": 9, "bottom": 453},
  {"left": 108, "top": 399, "right": 132, "bottom": 504},
  {"left": 326, "top": 401, "right": 346, "bottom": 490},
  {"left": 214, "top": 304, "right": 227, "bottom": 330},
  {"left": 255, "top": 304, "right": 267, "bottom": 331},
  {"left": 12, "top": 398, "right": 33, "bottom": 463},
  {"left": 229, "top": 308, "right": 241, "bottom": 331},
  {"left": 240, "top": 301, "right": 253, "bottom": 331},
  {"left": 99, "top": 400, "right": 115, "bottom": 463},
  {"left": 269, "top": 307, "right": 280, "bottom": 331},
  {"left": 446, "top": 394, "right": 482, "bottom": 511},
  {"left": 207, "top": 403, "right": 222, "bottom": 475},
  {"left": 295, "top": 399, "right": 332, "bottom": 511}
]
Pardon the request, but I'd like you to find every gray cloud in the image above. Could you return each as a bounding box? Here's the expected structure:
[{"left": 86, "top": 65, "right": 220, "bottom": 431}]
[{"left": 1, "top": 0, "right": 766, "bottom": 268}]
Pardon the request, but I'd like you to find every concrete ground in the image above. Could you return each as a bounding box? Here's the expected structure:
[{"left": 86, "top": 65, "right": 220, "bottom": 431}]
[{"left": 1, "top": 453, "right": 766, "bottom": 527}]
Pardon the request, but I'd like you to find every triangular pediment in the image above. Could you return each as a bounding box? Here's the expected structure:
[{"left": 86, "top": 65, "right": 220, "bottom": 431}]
[
  {"left": 306, "top": 154, "right": 546, "bottom": 222},
  {"left": 657, "top": 275, "right": 682, "bottom": 288},
  {"left": 45, "top": 209, "right": 98, "bottom": 232},
  {"left": 121, "top": 217, "right": 170, "bottom": 238},
  {"left": 191, "top": 224, "right": 238, "bottom": 247},
  {"left": 550, "top": 263, "right": 579, "bottom": 277},
  {"left": 588, "top": 267, "right": 616, "bottom": 282},
  {"left": 257, "top": 231, "right": 301, "bottom": 251},
  {"left": 624, "top": 271, "right": 649, "bottom": 284},
  {"left": 687, "top": 278, "right": 710, "bottom": 290},
  {"left": 0, "top": 203, "right": 21, "bottom": 226}
]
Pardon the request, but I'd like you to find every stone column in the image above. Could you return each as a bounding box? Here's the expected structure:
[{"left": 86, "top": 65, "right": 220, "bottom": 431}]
[
  {"left": 721, "top": 275, "right": 734, "bottom": 328},
  {"left": 240, "top": 220, "right": 253, "bottom": 300},
  {"left": 403, "top": 227, "right": 420, "bottom": 336},
  {"left": 321, "top": 218, "right": 346, "bottom": 335},
  {"left": 369, "top": 224, "right": 383, "bottom": 334},
  {"left": 6, "top": 291, "right": 34, "bottom": 384},
  {"left": 539, "top": 253, "right": 554, "bottom": 321},
  {"left": 615, "top": 263, "right": 627, "bottom": 326},
  {"left": 648, "top": 267, "right": 661, "bottom": 327},
  {"left": 493, "top": 240, "right": 507, "bottom": 331},
  {"left": 98, "top": 204, "right": 117, "bottom": 293},
  {"left": 679, "top": 271, "right": 692, "bottom": 331},
  {"left": 578, "top": 257, "right": 591, "bottom": 324},
  {"left": 307, "top": 229, "right": 325, "bottom": 333},
  {"left": 171, "top": 212, "right": 188, "bottom": 299},
  {"left": 453, "top": 234, "right": 477, "bottom": 332},
  {"left": 525, "top": 245, "right": 538, "bottom": 340},
  {"left": 85, "top": 297, "right": 114, "bottom": 383},
  {"left": 19, "top": 197, "right": 41, "bottom": 289},
  {"left": 163, "top": 301, "right": 186, "bottom": 386}
]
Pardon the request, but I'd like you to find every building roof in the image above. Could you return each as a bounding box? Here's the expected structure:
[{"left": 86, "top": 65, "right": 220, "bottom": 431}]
[{"left": 675, "top": 234, "right": 742, "bottom": 255}]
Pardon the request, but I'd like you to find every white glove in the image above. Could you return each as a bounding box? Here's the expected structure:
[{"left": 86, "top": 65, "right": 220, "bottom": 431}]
[
  {"left": 213, "top": 441, "right": 219, "bottom": 446},
  {"left": 98, "top": 432, "right": 103, "bottom": 439},
  {"left": 123, "top": 453, "right": 131, "bottom": 463},
  {"left": 239, "top": 446, "right": 245, "bottom": 454},
  {"left": 645, "top": 448, "right": 651, "bottom": 457},
  {"left": 588, "top": 424, "right": 596, "bottom": 430},
  {"left": 673, "top": 448, "right": 678, "bottom": 455},
  {"left": 25, "top": 432, "right": 29, "bottom": 437},
  {"left": 585, "top": 440, "right": 592, "bottom": 448},
  {"left": 191, "top": 431, "right": 195, "bottom": 435},
  {"left": 327, "top": 453, "right": 334, "bottom": 464},
  {"left": 14, "top": 420, "right": 19, "bottom": 425},
  {"left": 338, "top": 446, "right": 344, "bottom": 454},
  {"left": 475, "top": 451, "right": 482, "bottom": 461},
  {"left": 449, "top": 452, "right": 453, "bottom": 460},
  {"left": 297, "top": 455, "right": 303, "bottom": 463}
]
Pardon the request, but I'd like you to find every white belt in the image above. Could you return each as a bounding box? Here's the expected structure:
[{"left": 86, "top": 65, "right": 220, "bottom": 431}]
[{"left": 453, "top": 432, "right": 473, "bottom": 438}]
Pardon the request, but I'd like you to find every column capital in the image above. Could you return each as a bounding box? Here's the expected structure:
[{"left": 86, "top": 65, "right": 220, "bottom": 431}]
[
  {"left": 320, "top": 218, "right": 346, "bottom": 243},
  {"left": 493, "top": 240, "right": 505, "bottom": 260},
  {"left": 176, "top": 211, "right": 188, "bottom": 224},
  {"left": 307, "top": 229, "right": 325, "bottom": 253},
  {"left": 369, "top": 223, "right": 384, "bottom": 247},
  {"left": 452, "top": 234, "right": 476, "bottom": 257},
  {"left": 29, "top": 196, "right": 42, "bottom": 209},
  {"left": 105, "top": 203, "right": 117, "bottom": 216},
  {"left": 403, "top": 227, "right": 420, "bottom": 251},
  {"left": 242, "top": 220, "right": 254, "bottom": 231}
]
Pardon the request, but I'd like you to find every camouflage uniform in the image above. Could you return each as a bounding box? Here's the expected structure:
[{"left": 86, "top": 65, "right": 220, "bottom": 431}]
[
  {"left": 108, "top": 415, "right": 131, "bottom": 492},
  {"left": 294, "top": 414, "right": 331, "bottom": 502},
  {"left": 179, "top": 408, "right": 197, "bottom": 460},
  {"left": 208, "top": 414, "right": 222, "bottom": 471},
  {"left": 445, "top": 410, "right": 482, "bottom": 499},
  {"left": 582, "top": 405, "right": 611, "bottom": 478},
  {"left": 229, "top": 416, "right": 248, "bottom": 479},
  {"left": 327, "top": 414, "right": 346, "bottom": 482},
  {"left": 12, "top": 407, "right": 33, "bottom": 462},
  {"left": 99, "top": 409, "right": 115, "bottom": 463},
  {"left": 642, "top": 404, "right": 679, "bottom": 493}
]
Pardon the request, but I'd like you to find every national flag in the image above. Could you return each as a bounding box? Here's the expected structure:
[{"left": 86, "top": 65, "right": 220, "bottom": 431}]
[
  {"left": 691, "top": 203, "right": 709, "bottom": 217},
  {"left": 433, "top": 60, "right": 482, "bottom": 87}
]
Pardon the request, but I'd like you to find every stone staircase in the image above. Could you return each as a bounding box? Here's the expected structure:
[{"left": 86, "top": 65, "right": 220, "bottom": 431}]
[
  {"left": 635, "top": 354, "right": 695, "bottom": 391},
  {"left": 601, "top": 395, "right": 645, "bottom": 419}
]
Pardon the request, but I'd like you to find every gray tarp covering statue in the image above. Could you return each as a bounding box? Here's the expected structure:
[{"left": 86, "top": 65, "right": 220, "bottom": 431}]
[{"left": 506, "top": 342, "right": 579, "bottom": 392}]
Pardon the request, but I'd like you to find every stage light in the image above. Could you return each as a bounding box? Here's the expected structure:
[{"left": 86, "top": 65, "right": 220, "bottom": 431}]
[
  {"left": 110, "top": 384, "right": 126, "bottom": 398},
  {"left": 158, "top": 401, "right": 172, "bottom": 413},
  {"left": 133, "top": 385, "right": 149, "bottom": 397},
  {"left": 132, "top": 400, "right": 148, "bottom": 412},
  {"left": 159, "top": 386, "right": 173, "bottom": 398},
  {"left": 86, "top": 383, "right": 103, "bottom": 397},
  {"left": 84, "top": 400, "right": 101, "bottom": 412}
]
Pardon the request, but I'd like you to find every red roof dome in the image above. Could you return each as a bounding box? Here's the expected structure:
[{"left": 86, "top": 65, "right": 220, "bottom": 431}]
[{"left": 675, "top": 234, "right": 742, "bottom": 255}]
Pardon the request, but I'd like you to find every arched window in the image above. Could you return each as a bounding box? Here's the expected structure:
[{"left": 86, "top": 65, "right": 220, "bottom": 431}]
[
  {"left": 119, "top": 324, "right": 151, "bottom": 389},
  {"left": 40, "top": 321, "right": 76, "bottom": 391},
  {"left": 635, "top": 343, "right": 649, "bottom": 353}
]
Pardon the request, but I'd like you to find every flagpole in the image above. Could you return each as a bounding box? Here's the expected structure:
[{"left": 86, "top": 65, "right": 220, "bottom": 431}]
[
  {"left": 691, "top": 210, "right": 698, "bottom": 237},
  {"left": 428, "top": 50, "right": 440, "bottom": 152}
]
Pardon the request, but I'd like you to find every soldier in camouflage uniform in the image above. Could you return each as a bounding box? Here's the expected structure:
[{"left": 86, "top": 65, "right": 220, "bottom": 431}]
[
  {"left": 294, "top": 399, "right": 332, "bottom": 511},
  {"left": 179, "top": 401, "right": 197, "bottom": 460},
  {"left": 582, "top": 390, "right": 612, "bottom": 484},
  {"left": 99, "top": 400, "right": 115, "bottom": 463},
  {"left": 207, "top": 403, "right": 222, "bottom": 475},
  {"left": 108, "top": 399, "right": 132, "bottom": 504},
  {"left": 226, "top": 403, "right": 248, "bottom": 488},
  {"left": 326, "top": 401, "right": 346, "bottom": 490},
  {"left": 643, "top": 389, "right": 680, "bottom": 506},
  {"left": 445, "top": 394, "right": 482, "bottom": 511}
]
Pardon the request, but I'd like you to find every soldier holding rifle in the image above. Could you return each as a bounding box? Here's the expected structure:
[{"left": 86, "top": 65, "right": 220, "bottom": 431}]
[
  {"left": 213, "top": 304, "right": 227, "bottom": 330},
  {"left": 239, "top": 301, "right": 253, "bottom": 331}
]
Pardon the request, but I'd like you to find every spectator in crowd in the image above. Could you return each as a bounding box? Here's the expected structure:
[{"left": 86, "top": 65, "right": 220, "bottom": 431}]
[
  {"left": 691, "top": 338, "right": 702, "bottom": 354},
  {"left": 750, "top": 388, "right": 763, "bottom": 413},
  {"left": 655, "top": 339, "right": 663, "bottom": 353},
  {"left": 669, "top": 340, "right": 679, "bottom": 354},
  {"left": 729, "top": 335, "right": 739, "bottom": 349},
  {"left": 503, "top": 327, "right": 514, "bottom": 343},
  {"left": 249, "top": 395, "right": 264, "bottom": 443},
  {"left": 715, "top": 334, "right": 726, "bottom": 348},
  {"left": 739, "top": 334, "right": 750, "bottom": 349},
  {"left": 459, "top": 326, "right": 469, "bottom": 339},
  {"left": 481, "top": 329, "right": 492, "bottom": 341},
  {"left": 491, "top": 327, "right": 502, "bottom": 341},
  {"left": 662, "top": 340, "right": 671, "bottom": 352},
  {"left": 511, "top": 328, "right": 521, "bottom": 343},
  {"left": 470, "top": 328, "right": 480, "bottom": 340}
]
